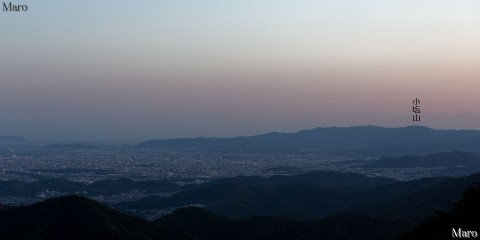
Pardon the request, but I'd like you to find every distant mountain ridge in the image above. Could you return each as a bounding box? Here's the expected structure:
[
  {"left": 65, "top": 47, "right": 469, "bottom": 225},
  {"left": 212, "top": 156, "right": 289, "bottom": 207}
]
[{"left": 138, "top": 126, "right": 480, "bottom": 155}]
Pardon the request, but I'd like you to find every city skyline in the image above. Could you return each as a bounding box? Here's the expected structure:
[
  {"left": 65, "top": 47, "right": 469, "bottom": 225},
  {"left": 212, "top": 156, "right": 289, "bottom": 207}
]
[{"left": 1, "top": 1, "right": 479, "bottom": 141}]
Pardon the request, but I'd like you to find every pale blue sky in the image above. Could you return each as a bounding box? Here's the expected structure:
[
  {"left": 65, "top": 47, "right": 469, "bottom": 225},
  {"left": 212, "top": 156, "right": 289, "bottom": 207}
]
[{"left": 1, "top": 1, "right": 479, "bottom": 141}]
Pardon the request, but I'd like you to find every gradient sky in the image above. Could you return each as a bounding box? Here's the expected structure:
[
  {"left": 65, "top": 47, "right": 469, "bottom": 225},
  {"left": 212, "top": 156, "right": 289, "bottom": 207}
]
[{"left": 1, "top": 1, "right": 479, "bottom": 141}]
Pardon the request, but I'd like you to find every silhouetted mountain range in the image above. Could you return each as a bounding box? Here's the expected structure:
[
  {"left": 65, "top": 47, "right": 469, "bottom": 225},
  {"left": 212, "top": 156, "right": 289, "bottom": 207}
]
[
  {"left": 2, "top": 169, "right": 479, "bottom": 224},
  {"left": 115, "top": 171, "right": 480, "bottom": 222},
  {"left": 2, "top": 172, "right": 480, "bottom": 239},
  {"left": 0, "top": 196, "right": 414, "bottom": 240},
  {"left": 1, "top": 185, "right": 479, "bottom": 240},
  {"left": 358, "top": 173, "right": 480, "bottom": 222},
  {"left": 0, "top": 196, "right": 190, "bottom": 240},
  {"left": 138, "top": 126, "right": 480, "bottom": 156}
]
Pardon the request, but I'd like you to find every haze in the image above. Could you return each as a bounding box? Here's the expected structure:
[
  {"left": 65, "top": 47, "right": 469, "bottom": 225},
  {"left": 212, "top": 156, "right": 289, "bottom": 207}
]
[{"left": 1, "top": 1, "right": 479, "bottom": 141}]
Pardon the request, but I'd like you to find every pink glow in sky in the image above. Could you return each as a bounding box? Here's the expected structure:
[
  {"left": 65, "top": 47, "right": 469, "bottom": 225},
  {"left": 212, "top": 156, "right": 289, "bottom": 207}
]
[{"left": 1, "top": 1, "right": 479, "bottom": 141}]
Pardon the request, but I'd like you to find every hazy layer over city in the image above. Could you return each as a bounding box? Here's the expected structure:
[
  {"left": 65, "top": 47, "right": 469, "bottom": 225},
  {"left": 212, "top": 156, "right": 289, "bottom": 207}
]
[{"left": 1, "top": 0, "right": 479, "bottom": 141}]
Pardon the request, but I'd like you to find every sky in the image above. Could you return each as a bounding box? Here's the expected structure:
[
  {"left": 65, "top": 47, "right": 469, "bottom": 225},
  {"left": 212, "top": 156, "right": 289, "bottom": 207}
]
[{"left": 1, "top": 1, "right": 479, "bottom": 142}]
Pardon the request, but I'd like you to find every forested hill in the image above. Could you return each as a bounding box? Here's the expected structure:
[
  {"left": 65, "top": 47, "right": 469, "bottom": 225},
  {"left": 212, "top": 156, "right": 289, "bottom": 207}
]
[
  {"left": 1, "top": 177, "right": 480, "bottom": 239},
  {"left": 399, "top": 184, "right": 480, "bottom": 240},
  {"left": 0, "top": 196, "right": 413, "bottom": 240},
  {"left": 2, "top": 186, "right": 479, "bottom": 240}
]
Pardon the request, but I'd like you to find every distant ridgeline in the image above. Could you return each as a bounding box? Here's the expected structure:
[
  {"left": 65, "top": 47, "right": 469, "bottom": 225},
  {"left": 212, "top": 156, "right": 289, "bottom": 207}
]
[{"left": 138, "top": 126, "right": 480, "bottom": 156}]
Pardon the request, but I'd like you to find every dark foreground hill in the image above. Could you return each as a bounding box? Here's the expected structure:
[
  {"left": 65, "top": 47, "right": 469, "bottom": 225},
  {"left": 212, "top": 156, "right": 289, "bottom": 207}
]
[
  {"left": 0, "top": 196, "right": 190, "bottom": 240},
  {"left": 0, "top": 196, "right": 413, "bottom": 240},
  {"left": 138, "top": 126, "right": 480, "bottom": 156},
  {"left": 1, "top": 183, "right": 480, "bottom": 240},
  {"left": 359, "top": 173, "right": 480, "bottom": 222},
  {"left": 157, "top": 207, "right": 413, "bottom": 240},
  {"left": 1, "top": 187, "right": 478, "bottom": 240},
  {"left": 399, "top": 184, "right": 480, "bottom": 240},
  {"left": 1, "top": 169, "right": 478, "bottom": 223},
  {"left": 0, "top": 203, "right": 8, "bottom": 210},
  {"left": 116, "top": 172, "right": 480, "bottom": 222}
]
